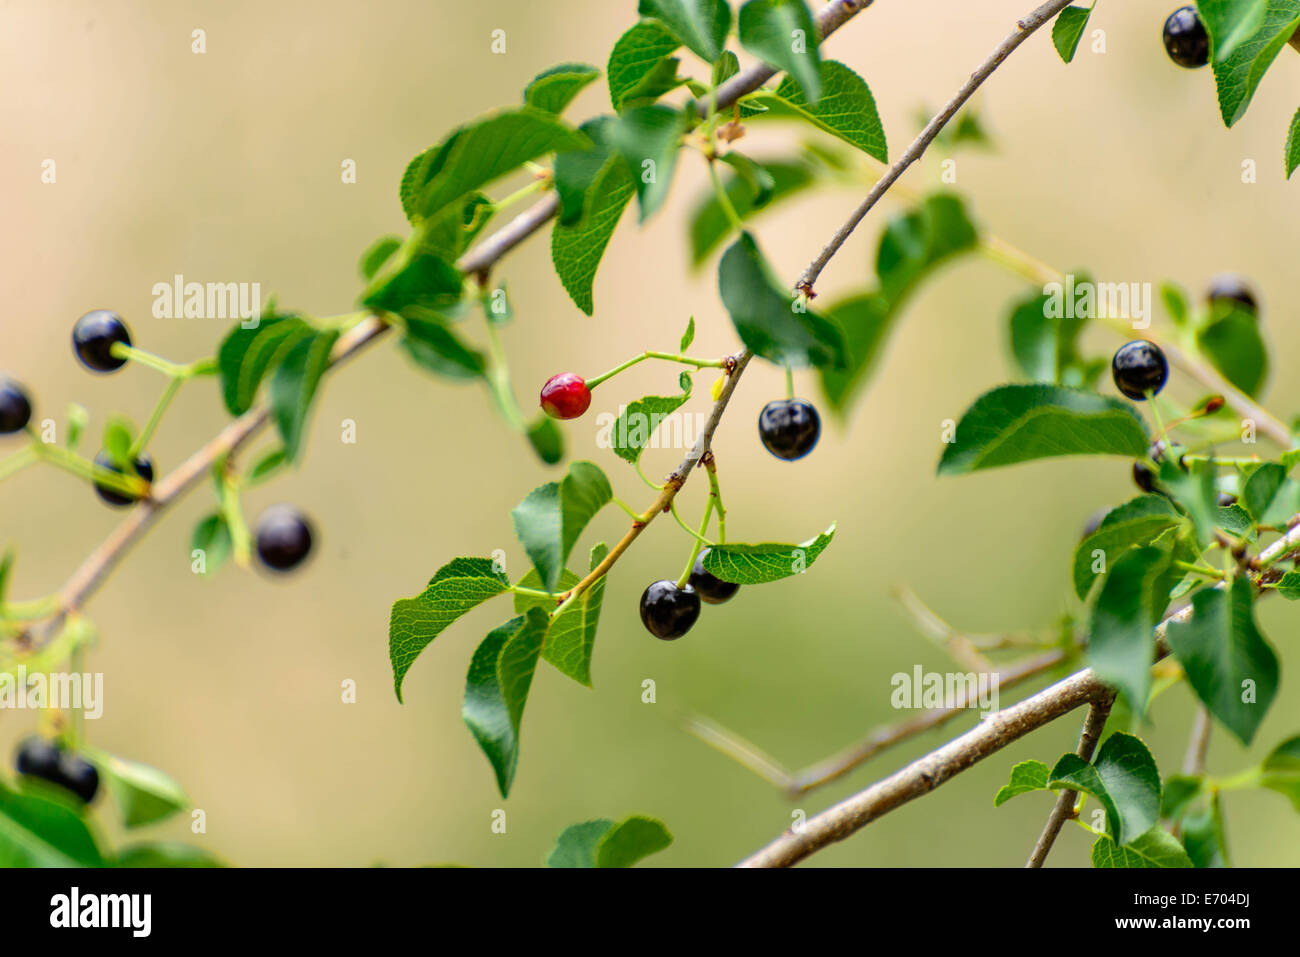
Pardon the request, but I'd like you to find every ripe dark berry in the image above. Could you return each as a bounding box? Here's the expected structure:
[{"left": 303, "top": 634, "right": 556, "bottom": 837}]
[
  {"left": 0, "top": 377, "right": 32, "bottom": 434},
  {"left": 1112, "top": 340, "right": 1168, "bottom": 401},
  {"left": 688, "top": 549, "right": 740, "bottom": 605},
  {"left": 15, "top": 736, "right": 60, "bottom": 780},
  {"left": 1217, "top": 492, "right": 1238, "bottom": 507},
  {"left": 72, "top": 310, "right": 132, "bottom": 372},
  {"left": 255, "top": 504, "right": 315, "bottom": 572},
  {"left": 758, "top": 398, "right": 821, "bottom": 460},
  {"left": 1207, "top": 275, "right": 1258, "bottom": 317},
  {"left": 1133, "top": 461, "right": 1158, "bottom": 493},
  {"left": 539, "top": 373, "right": 591, "bottom": 420},
  {"left": 14, "top": 737, "right": 99, "bottom": 804},
  {"left": 57, "top": 753, "right": 100, "bottom": 804},
  {"left": 93, "top": 450, "right": 154, "bottom": 506},
  {"left": 638, "top": 580, "right": 701, "bottom": 640},
  {"left": 1163, "top": 6, "right": 1209, "bottom": 68}
]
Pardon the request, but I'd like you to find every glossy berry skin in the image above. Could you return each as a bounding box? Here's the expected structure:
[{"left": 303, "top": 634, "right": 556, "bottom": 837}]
[
  {"left": 93, "top": 450, "right": 154, "bottom": 507},
  {"left": 14, "top": 737, "right": 99, "bottom": 804},
  {"left": 255, "top": 505, "right": 314, "bottom": 572},
  {"left": 1133, "top": 461, "right": 1159, "bottom": 494},
  {"left": 688, "top": 549, "right": 740, "bottom": 605},
  {"left": 0, "top": 377, "right": 32, "bottom": 434},
  {"left": 72, "top": 310, "right": 132, "bottom": 372},
  {"left": 639, "top": 580, "right": 701, "bottom": 640},
  {"left": 758, "top": 399, "right": 821, "bottom": 461},
  {"left": 1112, "top": 340, "right": 1168, "bottom": 401},
  {"left": 1207, "top": 275, "right": 1258, "bottom": 317},
  {"left": 539, "top": 373, "right": 591, "bottom": 420},
  {"left": 1163, "top": 6, "right": 1209, "bottom": 68}
]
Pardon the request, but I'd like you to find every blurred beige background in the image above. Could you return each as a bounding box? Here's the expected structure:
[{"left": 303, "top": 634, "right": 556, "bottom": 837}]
[{"left": 1, "top": 0, "right": 1297, "bottom": 866}]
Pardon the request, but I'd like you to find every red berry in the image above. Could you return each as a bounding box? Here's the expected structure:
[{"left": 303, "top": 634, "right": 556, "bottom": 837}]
[{"left": 540, "top": 373, "right": 591, "bottom": 420}]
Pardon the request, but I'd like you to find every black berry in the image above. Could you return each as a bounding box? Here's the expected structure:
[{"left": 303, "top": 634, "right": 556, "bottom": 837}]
[
  {"left": 255, "top": 504, "right": 315, "bottom": 571},
  {"left": 14, "top": 737, "right": 99, "bottom": 804},
  {"left": 15, "top": 736, "right": 60, "bottom": 780},
  {"left": 1133, "top": 461, "right": 1159, "bottom": 493},
  {"left": 57, "top": 753, "right": 100, "bottom": 804},
  {"left": 758, "top": 398, "right": 821, "bottom": 461},
  {"left": 72, "top": 310, "right": 132, "bottom": 373},
  {"left": 1217, "top": 491, "right": 1238, "bottom": 507},
  {"left": 0, "top": 377, "right": 32, "bottom": 434},
  {"left": 688, "top": 549, "right": 740, "bottom": 605},
  {"left": 93, "top": 450, "right": 154, "bottom": 507},
  {"left": 1207, "top": 275, "right": 1258, "bottom": 318},
  {"left": 1163, "top": 6, "right": 1209, "bottom": 68},
  {"left": 539, "top": 373, "right": 592, "bottom": 420},
  {"left": 1112, "top": 340, "right": 1168, "bottom": 401},
  {"left": 638, "top": 580, "right": 701, "bottom": 640}
]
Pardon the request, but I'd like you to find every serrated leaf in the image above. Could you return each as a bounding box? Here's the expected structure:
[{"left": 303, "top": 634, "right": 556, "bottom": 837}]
[
  {"left": 0, "top": 783, "right": 104, "bottom": 867},
  {"left": 1259, "top": 734, "right": 1300, "bottom": 810},
  {"left": 939, "top": 385, "right": 1150, "bottom": 476},
  {"left": 608, "top": 20, "right": 683, "bottom": 112},
  {"left": 514, "top": 543, "right": 609, "bottom": 686},
  {"left": 1091, "top": 828, "right": 1193, "bottom": 868},
  {"left": 701, "top": 523, "right": 835, "bottom": 584},
  {"left": 751, "top": 60, "right": 886, "bottom": 161},
  {"left": 1196, "top": 304, "right": 1267, "bottom": 397},
  {"left": 552, "top": 149, "right": 636, "bottom": 315},
  {"left": 524, "top": 62, "right": 600, "bottom": 114},
  {"left": 388, "top": 557, "right": 511, "bottom": 702},
  {"left": 462, "top": 608, "right": 548, "bottom": 798},
  {"left": 217, "top": 311, "right": 313, "bottom": 416},
  {"left": 85, "top": 749, "right": 188, "bottom": 829},
  {"left": 1166, "top": 577, "right": 1279, "bottom": 746},
  {"left": 1204, "top": 0, "right": 1300, "bottom": 127},
  {"left": 547, "top": 814, "right": 673, "bottom": 867},
  {"left": 191, "top": 513, "right": 232, "bottom": 578},
  {"left": 1287, "top": 104, "right": 1300, "bottom": 178},
  {"left": 269, "top": 329, "right": 339, "bottom": 462},
  {"left": 993, "top": 760, "right": 1052, "bottom": 806},
  {"left": 1271, "top": 570, "right": 1300, "bottom": 599},
  {"left": 609, "top": 388, "right": 693, "bottom": 465},
  {"left": 553, "top": 117, "right": 618, "bottom": 226},
  {"left": 1072, "top": 495, "right": 1183, "bottom": 599},
  {"left": 510, "top": 461, "right": 612, "bottom": 593},
  {"left": 1051, "top": 5, "right": 1093, "bottom": 63},
  {"left": 738, "top": 0, "right": 822, "bottom": 105},
  {"left": 1049, "top": 732, "right": 1161, "bottom": 844},
  {"left": 399, "top": 315, "right": 486, "bottom": 381},
  {"left": 689, "top": 159, "right": 815, "bottom": 265},
  {"left": 361, "top": 244, "right": 464, "bottom": 317},
  {"left": 608, "top": 104, "right": 688, "bottom": 222},
  {"left": 1089, "top": 546, "right": 1173, "bottom": 715},
  {"left": 718, "top": 231, "right": 847, "bottom": 369},
  {"left": 638, "top": 0, "right": 731, "bottom": 62}
]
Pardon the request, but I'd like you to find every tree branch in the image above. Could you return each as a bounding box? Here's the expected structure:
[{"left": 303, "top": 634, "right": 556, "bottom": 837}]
[{"left": 1025, "top": 692, "right": 1113, "bottom": 867}]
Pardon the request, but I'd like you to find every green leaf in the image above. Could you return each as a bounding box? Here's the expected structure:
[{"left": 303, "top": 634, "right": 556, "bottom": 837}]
[
  {"left": 1271, "top": 570, "right": 1300, "bottom": 599},
  {"left": 85, "top": 749, "right": 188, "bottom": 829},
  {"left": 1240, "top": 461, "right": 1300, "bottom": 525},
  {"left": 689, "top": 159, "right": 815, "bottom": 265},
  {"left": 710, "top": 51, "right": 769, "bottom": 117},
  {"left": 817, "top": 293, "right": 892, "bottom": 413},
  {"left": 1287, "top": 104, "right": 1300, "bottom": 178},
  {"left": 1072, "top": 495, "right": 1182, "bottom": 599},
  {"left": 217, "top": 311, "right": 313, "bottom": 416},
  {"left": 1196, "top": 304, "right": 1267, "bottom": 397},
  {"left": 1089, "top": 546, "right": 1173, "bottom": 715},
  {"left": 993, "top": 760, "right": 1052, "bottom": 806},
  {"left": 1182, "top": 796, "right": 1229, "bottom": 867},
  {"left": 0, "top": 549, "right": 12, "bottom": 608},
  {"left": 524, "top": 63, "right": 600, "bottom": 114},
  {"left": 939, "top": 385, "right": 1150, "bottom": 476},
  {"left": 1160, "top": 775, "right": 1206, "bottom": 820},
  {"left": 551, "top": 148, "right": 636, "bottom": 315},
  {"left": 718, "top": 231, "right": 847, "bottom": 369},
  {"left": 359, "top": 235, "right": 403, "bottom": 280},
  {"left": 0, "top": 783, "right": 104, "bottom": 867},
  {"left": 553, "top": 117, "right": 618, "bottom": 226},
  {"left": 1007, "top": 283, "right": 1099, "bottom": 388},
  {"left": 525, "top": 415, "right": 566, "bottom": 465},
  {"left": 102, "top": 416, "right": 135, "bottom": 469},
  {"left": 1048, "top": 732, "right": 1161, "bottom": 844},
  {"left": 609, "top": 386, "right": 693, "bottom": 466},
  {"left": 423, "top": 193, "right": 495, "bottom": 261},
  {"left": 751, "top": 60, "right": 886, "bottom": 161},
  {"left": 403, "top": 107, "right": 589, "bottom": 221},
  {"left": 1091, "top": 828, "right": 1193, "bottom": 868},
  {"left": 399, "top": 315, "right": 486, "bottom": 381},
  {"left": 546, "top": 814, "right": 673, "bottom": 867},
  {"left": 701, "top": 523, "right": 835, "bottom": 584},
  {"left": 269, "top": 328, "right": 339, "bottom": 462},
  {"left": 1167, "top": 577, "right": 1279, "bottom": 746},
  {"left": 191, "top": 513, "right": 232, "bottom": 578},
  {"left": 361, "top": 244, "right": 464, "bottom": 317},
  {"left": 514, "top": 543, "right": 610, "bottom": 686},
  {"left": 115, "top": 842, "right": 225, "bottom": 867},
  {"left": 738, "top": 0, "right": 822, "bottom": 105},
  {"left": 462, "top": 608, "right": 549, "bottom": 798},
  {"left": 1161, "top": 281, "right": 1191, "bottom": 326},
  {"left": 638, "top": 0, "right": 731, "bottom": 62},
  {"left": 608, "top": 105, "right": 688, "bottom": 222},
  {"left": 876, "top": 194, "right": 980, "bottom": 303},
  {"left": 510, "top": 461, "right": 612, "bottom": 593},
  {"left": 388, "top": 557, "right": 511, "bottom": 702},
  {"left": 680, "top": 316, "right": 695, "bottom": 351},
  {"left": 719, "top": 153, "right": 777, "bottom": 207},
  {"left": 1204, "top": 0, "right": 1300, "bottom": 127},
  {"left": 607, "top": 20, "right": 683, "bottom": 112},
  {"left": 1051, "top": 5, "right": 1093, "bottom": 63},
  {"left": 246, "top": 448, "right": 286, "bottom": 486},
  {"left": 1259, "top": 734, "right": 1300, "bottom": 810}
]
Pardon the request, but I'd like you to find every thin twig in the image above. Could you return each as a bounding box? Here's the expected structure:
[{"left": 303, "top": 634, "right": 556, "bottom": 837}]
[
  {"left": 1025, "top": 692, "right": 1114, "bottom": 867},
  {"left": 1182, "top": 705, "right": 1213, "bottom": 776}
]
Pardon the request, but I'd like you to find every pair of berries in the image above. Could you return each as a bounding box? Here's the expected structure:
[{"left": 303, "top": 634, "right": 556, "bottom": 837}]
[
  {"left": 639, "top": 549, "right": 740, "bottom": 641},
  {"left": 1163, "top": 6, "right": 1209, "bottom": 68},
  {"left": 15, "top": 737, "right": 100, "bottom": 804}
]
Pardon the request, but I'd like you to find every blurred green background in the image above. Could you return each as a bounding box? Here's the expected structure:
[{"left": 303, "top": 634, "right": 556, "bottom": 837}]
[{"left": 2, "top": 0, "right": 1298, "bottom": 867}]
